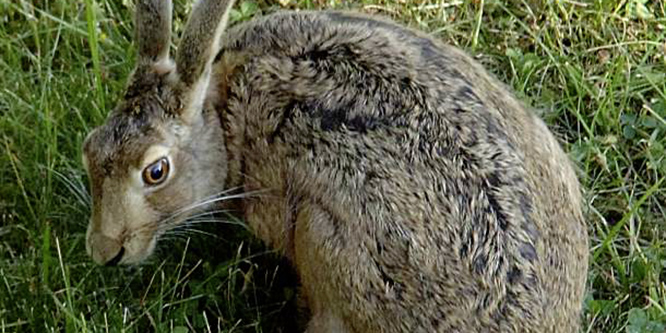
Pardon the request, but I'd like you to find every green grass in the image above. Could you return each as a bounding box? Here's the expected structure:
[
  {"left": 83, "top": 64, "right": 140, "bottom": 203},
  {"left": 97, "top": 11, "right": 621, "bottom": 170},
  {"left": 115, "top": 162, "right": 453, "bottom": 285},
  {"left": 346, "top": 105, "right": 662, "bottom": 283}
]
[{"left": 1, "top": 0, "right": 665, "bottom": 331}]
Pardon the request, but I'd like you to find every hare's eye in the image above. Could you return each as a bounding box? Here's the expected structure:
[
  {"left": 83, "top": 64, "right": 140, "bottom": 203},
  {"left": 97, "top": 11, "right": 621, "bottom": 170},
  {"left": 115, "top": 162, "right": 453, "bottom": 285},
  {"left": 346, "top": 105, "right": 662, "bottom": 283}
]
[{"left": 142, "top": 158, "right": 170, "bottom": 186}]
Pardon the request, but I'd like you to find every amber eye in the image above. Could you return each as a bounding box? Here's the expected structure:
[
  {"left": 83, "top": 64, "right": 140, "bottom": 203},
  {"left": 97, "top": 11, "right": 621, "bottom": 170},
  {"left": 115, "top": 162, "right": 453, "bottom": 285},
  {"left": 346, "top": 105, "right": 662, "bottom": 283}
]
[{"left": 142, "top": 158, "right": 170, "bottom": 185}]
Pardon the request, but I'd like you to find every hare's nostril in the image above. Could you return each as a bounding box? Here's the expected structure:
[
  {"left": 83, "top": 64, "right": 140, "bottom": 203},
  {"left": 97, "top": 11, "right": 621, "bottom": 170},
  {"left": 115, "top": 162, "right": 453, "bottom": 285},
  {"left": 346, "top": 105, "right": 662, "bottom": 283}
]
[{"left": 105, "top": 246, "right": 125, "bottom": 266}]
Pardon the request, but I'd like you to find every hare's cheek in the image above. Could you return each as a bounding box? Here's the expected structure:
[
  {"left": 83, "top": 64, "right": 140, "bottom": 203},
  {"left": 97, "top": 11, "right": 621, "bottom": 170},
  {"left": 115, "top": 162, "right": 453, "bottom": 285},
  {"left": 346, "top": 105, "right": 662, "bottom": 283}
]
[{"left": 114, "top": 182, "right": 161, "bottom": 264}]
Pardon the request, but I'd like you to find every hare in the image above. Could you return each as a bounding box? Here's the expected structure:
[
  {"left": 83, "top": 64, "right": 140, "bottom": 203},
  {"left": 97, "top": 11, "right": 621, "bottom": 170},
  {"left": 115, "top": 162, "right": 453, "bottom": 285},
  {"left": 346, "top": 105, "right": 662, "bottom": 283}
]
[{"left": 82, "top": 0, "right": 589, "bottom": 331}]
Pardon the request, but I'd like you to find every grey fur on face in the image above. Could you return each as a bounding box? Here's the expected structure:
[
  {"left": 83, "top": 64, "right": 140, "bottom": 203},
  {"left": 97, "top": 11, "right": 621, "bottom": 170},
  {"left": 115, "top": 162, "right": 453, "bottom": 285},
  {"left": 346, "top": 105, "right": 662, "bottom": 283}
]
[{"left": 82, "top": 1, "right": 588, "bottom": 332}]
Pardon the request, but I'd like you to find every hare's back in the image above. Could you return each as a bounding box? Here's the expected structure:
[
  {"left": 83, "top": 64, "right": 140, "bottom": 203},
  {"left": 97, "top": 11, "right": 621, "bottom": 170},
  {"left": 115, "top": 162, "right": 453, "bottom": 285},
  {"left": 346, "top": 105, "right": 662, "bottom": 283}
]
[{"left": 218, "top": 10, "right": 587, "bottom": 332}]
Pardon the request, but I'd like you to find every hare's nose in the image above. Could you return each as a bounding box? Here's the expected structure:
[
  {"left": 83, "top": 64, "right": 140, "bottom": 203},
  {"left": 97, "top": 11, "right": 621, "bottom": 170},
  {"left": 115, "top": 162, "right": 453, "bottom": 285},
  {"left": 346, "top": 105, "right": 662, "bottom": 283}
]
[{"left": 89, "top": 233, "right": 124, "bottom": 266}]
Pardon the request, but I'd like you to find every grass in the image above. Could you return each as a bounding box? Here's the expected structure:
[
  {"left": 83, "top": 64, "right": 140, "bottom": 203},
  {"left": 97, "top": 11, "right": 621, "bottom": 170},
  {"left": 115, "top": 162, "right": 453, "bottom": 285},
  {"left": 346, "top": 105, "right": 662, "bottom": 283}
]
[{"left": 0, "top": 0, "right": 664, "bottom": 331}]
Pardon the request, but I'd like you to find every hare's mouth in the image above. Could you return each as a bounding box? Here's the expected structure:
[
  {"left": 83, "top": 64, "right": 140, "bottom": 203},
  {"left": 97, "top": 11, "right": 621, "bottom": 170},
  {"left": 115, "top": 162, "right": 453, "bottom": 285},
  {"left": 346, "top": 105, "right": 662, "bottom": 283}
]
[
  {"left": 88, "top": 229, "right": 158, "bottom": 266},
  {"left": 105, "top": 246, "right": 125, "bottom": 266},
  {"left": 115, "top": 233, "right": 159, "bottom": 265}
]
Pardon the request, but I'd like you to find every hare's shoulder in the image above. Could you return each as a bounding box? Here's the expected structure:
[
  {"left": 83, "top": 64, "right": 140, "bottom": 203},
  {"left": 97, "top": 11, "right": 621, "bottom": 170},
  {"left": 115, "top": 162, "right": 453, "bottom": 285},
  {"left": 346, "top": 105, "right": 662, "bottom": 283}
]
[{"left": 216, "top": 10, "right": 488, "bottom": 126}]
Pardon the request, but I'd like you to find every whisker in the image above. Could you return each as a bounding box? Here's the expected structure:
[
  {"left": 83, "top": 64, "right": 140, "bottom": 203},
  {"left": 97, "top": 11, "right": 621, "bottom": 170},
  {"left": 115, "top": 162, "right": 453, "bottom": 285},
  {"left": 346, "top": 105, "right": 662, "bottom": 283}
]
[
  {"left": 182, "top": 219, "right": 248, "bottom": 229},
  {"left": 158, "top": 188, "right": 270, "bottom": 226},
  {"left": 158, "top": 233, "right": 191, "bottom": 242},
  {"left": 49, "top": 211, "right": 89, "bottom": 228},
  {"left": 157, "top": 210, "right": 238, "bottom": 230},
  {"left": 183, "top": 189, "right": 269, "bottom": 210},
  {"left": 176, "top": 209, "right": 235, "bottom": 222},
  {"left": 158, "top": 218, "right": 246, "bottom": 234},
  {"left": 50, "top": 167, "right": 92, "bottom": 208},
  {"left": 167, "top": 186, "right": 245, "bottom": 216},
  {"left": 156, "top": 190, "right": 240, "bottom": 225},
  {"left": 162, "top": 225, "right": 220, "bottom": 239}
]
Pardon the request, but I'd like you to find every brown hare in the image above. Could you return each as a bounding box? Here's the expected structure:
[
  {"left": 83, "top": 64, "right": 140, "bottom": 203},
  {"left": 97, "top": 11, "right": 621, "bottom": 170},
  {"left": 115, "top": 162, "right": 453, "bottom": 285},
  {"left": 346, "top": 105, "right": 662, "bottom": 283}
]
[{"left": 82, "top": 0, "right": 589, "bottom": 331}]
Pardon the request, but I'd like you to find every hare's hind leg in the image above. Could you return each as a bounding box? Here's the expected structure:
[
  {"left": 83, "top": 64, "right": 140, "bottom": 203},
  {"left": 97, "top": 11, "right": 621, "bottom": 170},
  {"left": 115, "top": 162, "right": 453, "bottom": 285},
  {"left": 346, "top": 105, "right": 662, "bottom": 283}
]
[
  {"left": 295, "top": 203, "right": 355, "bottom": 333},
  {"left": 305, "top": 310, "right": 349, "bottom": 333}
]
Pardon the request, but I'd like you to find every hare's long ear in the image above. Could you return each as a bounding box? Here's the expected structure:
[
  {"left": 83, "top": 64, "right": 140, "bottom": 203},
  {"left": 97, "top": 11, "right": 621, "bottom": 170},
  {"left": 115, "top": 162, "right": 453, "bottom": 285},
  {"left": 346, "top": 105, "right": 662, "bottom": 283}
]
[
  {"left": 135, "top": 0, "right": 173, "bottom": 69},
  {"left": 175, "top": 0, "right": 236, "bottom": 121}
]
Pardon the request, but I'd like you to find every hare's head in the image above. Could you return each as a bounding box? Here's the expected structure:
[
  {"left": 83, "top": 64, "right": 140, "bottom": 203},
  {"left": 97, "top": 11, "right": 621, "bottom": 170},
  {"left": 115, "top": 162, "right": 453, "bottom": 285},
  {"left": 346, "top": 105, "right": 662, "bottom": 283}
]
[{"left": 82, "top": 0, "right": 235, "bottom": 265}]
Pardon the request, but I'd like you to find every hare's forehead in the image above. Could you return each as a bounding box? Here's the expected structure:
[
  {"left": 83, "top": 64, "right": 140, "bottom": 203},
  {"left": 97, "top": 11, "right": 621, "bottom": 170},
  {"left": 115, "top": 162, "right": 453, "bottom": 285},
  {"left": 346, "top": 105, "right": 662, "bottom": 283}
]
[{"left": 84, "top": 116, "right": 164, "bottom": 174}]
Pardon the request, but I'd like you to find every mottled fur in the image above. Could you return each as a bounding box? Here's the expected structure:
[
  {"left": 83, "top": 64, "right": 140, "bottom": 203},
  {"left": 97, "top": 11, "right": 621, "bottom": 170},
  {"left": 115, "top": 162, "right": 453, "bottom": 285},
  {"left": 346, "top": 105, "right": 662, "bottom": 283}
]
[{"left": 83, "top": 1, "right": 588, "bottom": 332}]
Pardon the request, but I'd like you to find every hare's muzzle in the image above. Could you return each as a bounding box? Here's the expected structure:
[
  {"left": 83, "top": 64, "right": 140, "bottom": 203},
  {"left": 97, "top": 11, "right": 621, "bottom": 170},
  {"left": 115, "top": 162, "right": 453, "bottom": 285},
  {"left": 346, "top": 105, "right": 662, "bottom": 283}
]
[{"left": 88, "top": 232, "right": 124, "bottom": 266}]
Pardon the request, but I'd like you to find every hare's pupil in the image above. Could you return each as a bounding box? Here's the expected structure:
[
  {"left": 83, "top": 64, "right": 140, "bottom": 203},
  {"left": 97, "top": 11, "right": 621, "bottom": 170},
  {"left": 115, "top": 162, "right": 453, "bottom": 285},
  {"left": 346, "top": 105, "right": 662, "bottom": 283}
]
[
  {"left": 151, "top": 164, "right": 163, "bottom": 180},
  {"left": 142, "top": 158, "right": 169, "bottom": 185}
]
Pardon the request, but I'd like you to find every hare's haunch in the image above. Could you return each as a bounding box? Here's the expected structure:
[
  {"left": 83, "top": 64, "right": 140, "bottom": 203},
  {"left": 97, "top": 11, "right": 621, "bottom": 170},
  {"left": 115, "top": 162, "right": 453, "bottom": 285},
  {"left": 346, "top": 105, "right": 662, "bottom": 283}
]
[{"left": 82, "top": 1, "right": 588, "bottom": 332}]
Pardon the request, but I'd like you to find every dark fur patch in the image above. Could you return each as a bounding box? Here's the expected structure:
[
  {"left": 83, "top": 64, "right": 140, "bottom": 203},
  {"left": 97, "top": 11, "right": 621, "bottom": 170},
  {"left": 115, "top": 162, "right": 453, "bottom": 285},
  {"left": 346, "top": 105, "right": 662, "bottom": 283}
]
[
  {"left": 460, "top": 240, "right": 470, "bottom": 258},
  {"left": 507, "top": 265, "right": 522, "bottom": 284},
  {"left": 485, "top": 172, "right": 509, "bottom": 231},
  {"left": 318, "top": 101, "right": 350, "bottom": 131},
  {"left": 519, "top": 242, "right": 537, "bottom": 261},
  {"left": 520, "top": 194, "right": 540, "bottom": 240},
  {"left": 473, "top": 253, "right": 488, "bottom": 274},
  {"left": 456, "top": 86, "right": 480, "bottom": 102},
  {"left": 301, "top": 99, "right": 395, "bottom": 133},
  {"left": 268, "top": 101, "right": 296, "bottom": 143},
  {"left": 377, "top": 262, "right": 396, "bottom": 289}
]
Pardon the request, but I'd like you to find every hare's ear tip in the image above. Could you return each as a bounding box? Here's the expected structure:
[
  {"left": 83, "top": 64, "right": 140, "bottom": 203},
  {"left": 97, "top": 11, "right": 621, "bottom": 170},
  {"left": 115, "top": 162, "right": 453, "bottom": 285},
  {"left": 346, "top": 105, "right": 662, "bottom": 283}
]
[{"left": 134, "top": 0, "right": 173, "bottom": 67}]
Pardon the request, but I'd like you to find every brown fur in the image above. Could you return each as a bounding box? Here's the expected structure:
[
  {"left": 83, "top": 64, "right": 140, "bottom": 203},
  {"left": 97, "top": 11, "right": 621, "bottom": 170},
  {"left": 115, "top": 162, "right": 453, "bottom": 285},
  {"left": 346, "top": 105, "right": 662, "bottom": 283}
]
[{"left": 83, "top": 2, "right": 588, "bottom": 332}]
